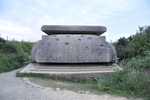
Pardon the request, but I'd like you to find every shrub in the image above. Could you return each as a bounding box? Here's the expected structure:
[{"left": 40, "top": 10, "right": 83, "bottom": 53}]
[
  {"left": 0, "top": 38, "right": 6, "bottom": 47},
  {"left": 113, "top": 36, "right": 133, "bottom": 61},
  {"left": 98, "top": 60, "right": 150, "bottom": 99},
  {"left": 114, "top": 45, "right": 131, "bottom": 61},
  {"left": 129, "top": 26, "right": 150, "bottom": 57},
  {"left": 129, "top": 56, "right": 150, "bottom": 70},
  {"left": 114, "top": 26, "right": 150, "bottom": 61},
  {"left": 117, "top": 37, "right": 130, "bottom": 45}
]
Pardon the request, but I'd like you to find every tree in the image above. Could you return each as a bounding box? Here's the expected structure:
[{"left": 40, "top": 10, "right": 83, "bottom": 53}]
[{"left": 129, "top": 26, "right": 150, "bottom": 57}]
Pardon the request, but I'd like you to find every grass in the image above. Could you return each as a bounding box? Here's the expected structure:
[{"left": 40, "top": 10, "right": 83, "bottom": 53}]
[
  {"left": 98, "top": 60, "right": 150, "bottom": 99},
  {"left": 0, "top": 38, "right": 35, "bottom": 73},
  {"left": 28, "top": 77, "right": 103, "bottom": 94},
  {"left": 16, "top": 71, "right": 97, "bottom": 84},
  {"left": 16, "top": 71, "right": 104, "bottom": 95},
  {"left": 16, "top": 57, "right": 150, "bottom": 100}
]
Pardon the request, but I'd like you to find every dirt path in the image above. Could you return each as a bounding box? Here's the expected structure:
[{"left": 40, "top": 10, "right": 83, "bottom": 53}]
[{"left": 0, "top": 69, "right": 142, "bottom": 100}]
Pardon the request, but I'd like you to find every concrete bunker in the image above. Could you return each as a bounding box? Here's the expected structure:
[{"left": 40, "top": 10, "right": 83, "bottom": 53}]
[
  {"left": 31, "top": 25, "right": 116, "bottom": 64},
  {"left": 21, "top": 25, "right": 120, "bottom": 79}
]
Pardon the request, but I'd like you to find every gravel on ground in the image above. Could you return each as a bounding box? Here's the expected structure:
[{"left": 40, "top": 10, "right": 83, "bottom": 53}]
[{"left": 0, "top": 69, "right": 143, "bottom": 100}]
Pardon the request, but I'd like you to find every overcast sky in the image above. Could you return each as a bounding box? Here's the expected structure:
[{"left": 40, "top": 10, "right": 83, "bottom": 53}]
[{"left": 0, "top": 0, "right": 150, "bottom": 42}]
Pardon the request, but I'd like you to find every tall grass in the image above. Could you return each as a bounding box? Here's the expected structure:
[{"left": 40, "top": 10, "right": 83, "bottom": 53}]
[{"left": 98, "top": 57, "right": 150, "bottom": 99}]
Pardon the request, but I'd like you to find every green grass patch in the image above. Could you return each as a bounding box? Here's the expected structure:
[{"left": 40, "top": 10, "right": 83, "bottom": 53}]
[
  {"left": 28, "top": 77, "right": 104, "bottom": 95},
  {"left": 16, "top": 71, "right": 97, "bottom": 84},
  {"left": 16, "top": 71, "right": 102, "bottom": 95},
  {"left": 98, "top": 60, "right": 150, "bottom": 99},
  {"left": 0, "top": 38, "right": 35, "bottom": 73}
]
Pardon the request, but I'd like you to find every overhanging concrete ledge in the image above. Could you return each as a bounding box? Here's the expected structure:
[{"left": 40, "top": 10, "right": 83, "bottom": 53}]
[{"left": 41, "top": 25, "right": 107, "bottom": 35}]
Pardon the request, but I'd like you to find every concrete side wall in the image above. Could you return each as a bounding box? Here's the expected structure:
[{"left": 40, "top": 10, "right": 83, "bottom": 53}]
[
  {"left": 30, "top": 42, "right": 38, "bottom": 62},
  {"left": 31, "top": 35, "right": 117, "bottom": 63}
]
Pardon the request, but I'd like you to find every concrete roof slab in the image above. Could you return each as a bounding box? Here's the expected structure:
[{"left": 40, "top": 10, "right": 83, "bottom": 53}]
[{"left": 41, "top": 25, "right": 107, "bottom": 35}]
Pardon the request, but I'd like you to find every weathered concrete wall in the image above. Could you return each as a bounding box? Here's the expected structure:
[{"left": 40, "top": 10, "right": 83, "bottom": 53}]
[
  {"left": 31, "top": 42, "right": 39, "bottom": 63},
  {"left": 31, "top": 35, "right": 116, "bottom": 63}
]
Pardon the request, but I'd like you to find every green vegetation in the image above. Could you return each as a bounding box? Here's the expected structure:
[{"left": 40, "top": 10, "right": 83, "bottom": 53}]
[
  {"left": 16, "top": 71, "right": 97, "bottom": 84},
  {"left": 16, "top": 71, "right": 101, "bottom": 95},
  {"left": 98, "top": 61, "right": 150, "bottom": 98},
  {"left": 0, "top": 38, "right": 34, "bottom": 73},
  {"left": 16, "top": 26, "right": 150, "bottom": 99},
  {"left": 113, "top": 26, "right": 150, "bottom": 61},
  {"left": 1, "top": 26, "right": 150, "bottom": 99},
  {"left": 113, "top": 36, "right": 133, "bottom": 61},
  {"left": 129, "top": 26, "right": 150, "bottom": 57},
  {"left": 100, "top": 26, "right": 150, "bottom": 99}
]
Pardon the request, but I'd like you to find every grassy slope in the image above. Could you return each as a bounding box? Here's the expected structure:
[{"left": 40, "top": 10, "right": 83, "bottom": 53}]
[{"left": 0, "top": 38, "right": 35, "bottom": 73}]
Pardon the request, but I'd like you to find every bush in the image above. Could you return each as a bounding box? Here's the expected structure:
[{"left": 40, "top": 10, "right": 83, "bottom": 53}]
[
  {"left": 113, "top": 36, "right": 133, "bottom": 61},
  {"left": 98, "top": 59, "right": 150, "bottom": 99},
  {"left": 114, "top": 26, "right": 150, "bottom": 61},
  {"left": 114, "top": 44, "right": 131, "bottom": 61},
  {"left": 129, "top": 26, "right": 150, "bottom": 57},
  {"left": 0, "top": 38, "right": 6, "bottom": 47},
  {"left": 129, "top": 55, "right": 150, "bottom": 70},
  {"left": 99, "top": 70, "right": 150, "bottom": 98},
  {"left": 102, "top": 26, "right": 150, "bottom": 99},
  {"left": 117, "top": 37, "right": 131, "bottom": 45}
]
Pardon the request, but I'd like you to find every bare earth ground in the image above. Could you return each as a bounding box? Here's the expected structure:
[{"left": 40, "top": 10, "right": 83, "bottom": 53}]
[{"left": 0, "top": 69, "right": 143, "bottom": 100}]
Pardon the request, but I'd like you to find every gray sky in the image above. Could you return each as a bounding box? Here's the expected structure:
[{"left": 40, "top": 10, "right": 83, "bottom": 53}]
[{"left": 0, "top": 0, "right": 150, "bottom": 42}]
